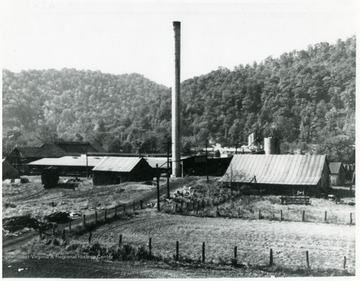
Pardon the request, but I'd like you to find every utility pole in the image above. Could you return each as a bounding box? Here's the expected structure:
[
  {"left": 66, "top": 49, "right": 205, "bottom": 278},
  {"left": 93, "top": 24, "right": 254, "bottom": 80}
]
[
  {"left": 156, "top": 164, "right": 161, "bottom": 211},
  {"left": 167, "top": 139, "right": 170, "bottom": 198},
  {"left": 85, "top": 147, "right": 88, "bottom": 178},
  {"left": 205, "top": 139, "right": 209, "bottom": 183}
]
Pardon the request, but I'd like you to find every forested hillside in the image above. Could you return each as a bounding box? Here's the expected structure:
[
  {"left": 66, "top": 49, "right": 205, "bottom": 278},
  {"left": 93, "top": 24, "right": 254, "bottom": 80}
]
[{"left": 2, "top": 36, "right": 355, "bottom": 162}]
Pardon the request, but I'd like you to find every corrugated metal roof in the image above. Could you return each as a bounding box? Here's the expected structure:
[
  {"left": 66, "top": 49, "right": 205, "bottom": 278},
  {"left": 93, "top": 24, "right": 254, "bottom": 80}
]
[
  {"left": 92, "top": 157, "right": 142, "bottom": 172},
  {"left": 145, "top": 157, "right": 169, "bottom": 169},
  {"left": 28, "top": 155, "right": 104, "bottom": 167},
  {"left": 222, "top": 154, "right": 327, "bottom": 186}
]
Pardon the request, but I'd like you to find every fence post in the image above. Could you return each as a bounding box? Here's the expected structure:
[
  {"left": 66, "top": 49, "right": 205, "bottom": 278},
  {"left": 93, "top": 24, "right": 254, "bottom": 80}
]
[
  {"left": 202, "top": 242, "right": 205, "bottom": 263},
  {"left": 270, "top": 248, "right": 273, "bottom": 266},
  {"left": 258, "top": 210, "right": 261, "bottom": 219},
  {"left": 149, "top": 237, "right": 152, "bottom": 257},
  {"left": 324, "top": 211, "right": 327, "bottom": 222},
  {"left": 350, "top": 213, "right": 353, "bottom": 225},
  {"left": 140, "top": 200, "right": 143, "bottom": 209},
  {"left": 175, "top": 203, "right": 178, "bottom": 213},
  {"left": 119, "top": 234, "right": 122, "bottom": 246},
  {"left": 68, "top": 221, "right": 72, "bottom": 231},
  {"left": 176, "top": 241, "right": 179, "bottom": 261},
  {"left": 280, "top": 210, "right": 283, "bottom": 221},
  {"left": 88, "top": 231, "right": 92, "bottom": 243},
  {"left": 343, "top": 256, "right": 346, "bottom": 269},
  {"left": 62, "top": 229, "right": 66, "bottom": 241},
  {"left": 115, "top": 206, "right": 117, "bottom": 217},
  {"left": 83, "top": 214, "right": 86, "bottom": 227},
  {"left": 302, "top": 211, "right": 305, "bottom": 222},
  {"left": 234, "top": 246, "right": 237, "bottom": 265},
  {"left": 95, "top": 211, "right": 98, "bottom": 224},
  {"left": 238, "top": 207, "right": 240, "bottom": 217},
  {"left": 180, "top": 202, "right": 183, "bottom": 213},
  {"left": 306, "top": 251, "right": 310, "bottom": 269},
  {"left": 104, "top": 209, "right": 107, "bottom": 222}
]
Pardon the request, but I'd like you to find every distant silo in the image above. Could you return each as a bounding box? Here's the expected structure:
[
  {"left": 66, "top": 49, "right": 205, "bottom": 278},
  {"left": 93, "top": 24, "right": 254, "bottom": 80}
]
[{"left": 264, "top": 137, "right": 280, "bottom": 155}]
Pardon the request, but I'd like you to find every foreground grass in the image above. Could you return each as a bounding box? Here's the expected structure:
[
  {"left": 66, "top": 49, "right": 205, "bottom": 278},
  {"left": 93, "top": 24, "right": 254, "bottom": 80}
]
[{"left": 3, "top": 254, "right": 354, "bottom": 278}]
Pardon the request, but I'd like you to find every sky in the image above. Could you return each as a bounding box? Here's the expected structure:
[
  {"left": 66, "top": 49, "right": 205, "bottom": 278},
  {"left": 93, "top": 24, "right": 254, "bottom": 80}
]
[{"left": 0, "top": 0, "right": 357, "bottom": 87}]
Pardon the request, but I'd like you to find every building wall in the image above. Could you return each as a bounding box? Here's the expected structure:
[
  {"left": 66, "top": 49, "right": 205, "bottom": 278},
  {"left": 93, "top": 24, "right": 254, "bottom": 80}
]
[
  {"left": 92, "top": 159, "right": 153, "bottom": 186},
  {"left": 320, "top": 162, "right": 330, "bottom": 192}
]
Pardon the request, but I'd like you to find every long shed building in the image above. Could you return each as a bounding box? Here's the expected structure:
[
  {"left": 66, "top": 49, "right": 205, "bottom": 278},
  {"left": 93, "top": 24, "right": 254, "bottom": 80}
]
[
  {"left": 92, "top": 157, "right": 154, "bottom": 186},
  {"left": 222, "top": 154, "right": 330, "bottom": 195}
]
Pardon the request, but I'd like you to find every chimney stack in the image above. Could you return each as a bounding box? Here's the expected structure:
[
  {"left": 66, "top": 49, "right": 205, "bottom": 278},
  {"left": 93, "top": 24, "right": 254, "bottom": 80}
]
[{"left": 172, "top": 21, "right": 181, "bottom": 177}]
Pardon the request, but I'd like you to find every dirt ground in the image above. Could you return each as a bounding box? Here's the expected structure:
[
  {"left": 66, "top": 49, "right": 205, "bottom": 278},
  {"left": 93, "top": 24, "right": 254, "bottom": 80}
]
[
  {"left": 63, "top": 210, "right": 355, "bottom": 274},
  {"left": 2, "top": 176, "right": 169, "bottom": 220}
]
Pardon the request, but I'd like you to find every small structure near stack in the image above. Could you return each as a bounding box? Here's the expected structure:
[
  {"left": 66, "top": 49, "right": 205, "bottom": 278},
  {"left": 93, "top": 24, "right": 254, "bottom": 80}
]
[{"left": 92, "top": 157, "right": 153, "bottom": 186}]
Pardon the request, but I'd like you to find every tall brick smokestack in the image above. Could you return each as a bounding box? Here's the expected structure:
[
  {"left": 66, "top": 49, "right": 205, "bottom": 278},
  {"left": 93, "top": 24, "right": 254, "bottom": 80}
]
[{"left": 172, "top": 21, "right": 181, "bottom": 177}]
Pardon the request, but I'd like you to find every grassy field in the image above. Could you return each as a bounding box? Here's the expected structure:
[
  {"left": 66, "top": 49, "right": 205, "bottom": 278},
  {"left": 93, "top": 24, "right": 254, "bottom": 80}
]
[
  {"left": 162, "top": 178, "right": 355, "bottom": 225},
  {"left": 39, "top": 210, "right": 355, "bottom": 274}
]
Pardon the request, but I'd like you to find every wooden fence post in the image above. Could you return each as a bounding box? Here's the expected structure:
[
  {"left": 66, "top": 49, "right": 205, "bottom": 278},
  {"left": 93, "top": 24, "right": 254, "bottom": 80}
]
[
  {"left": 175, "top": 203, "right": 178, "bottom": 213},
  {"left": 119, "top": 234, "right": 122, "bottom": 246},
  {"left": 95, "top": 211, "right": 98, "bottom": 224},
  {"left": 238, "top": 207, "right": 241, "bottom": 217},
  {"left": 306, "top": 251, "right": 310, "bottom": 269},
  {"left": 302, "top": 211, "right": 305, "bottom": 222},
  {"left": 343, "top": 256, "right": 346, "bottom": 269},
  {"left": 88, "top": 231, "right": 92, "bottom": 243},
  {"left": 83, "top": 214, "right": 86, "bottom": 227},
  {"left": 202, "top": 242, "right": 205, "bottom": 263},
  {"left": 180, "top": 202, "right": 183, "bottom": 212},
  {"left": 258, "top": 210, "right": 261, "bottom": 219},
  {"left": 270, "top": 248, "right": 273, "bottom": 266},
  {"left": 234, "top": 246, "right": 238, "bottom": 265},
  {"left": 140, "top": 200, "right": 143, "bottom": 209},
  {"left": 68, "top": 221, "right": 72, "bottom": 231},
  {"left": 149, "top": 237, "right": 152, "bottom": 257},
  {"left": 324, "top": 211, "right": 327, "bottom": 222},
  {"left": 350, "top": 213, "right": 353, "bottom": 225},
  {"left": 176, "top": 241, "right": 179, "bottom": 261},
  {"left": 280, "top": 210, "right": 283, "bottom": 221}
]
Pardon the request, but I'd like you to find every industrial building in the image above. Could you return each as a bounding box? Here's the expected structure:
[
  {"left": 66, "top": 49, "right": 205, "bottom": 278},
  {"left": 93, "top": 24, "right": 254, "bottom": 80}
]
[
  {"left": 222, "top": 154, "right": 330, "bottom": 196},
  {"left": 27, "top": 155, "right": 104, "bottom": 176},
  {"left": 92, "top": 157, "right": 154, "bottom": 186}
]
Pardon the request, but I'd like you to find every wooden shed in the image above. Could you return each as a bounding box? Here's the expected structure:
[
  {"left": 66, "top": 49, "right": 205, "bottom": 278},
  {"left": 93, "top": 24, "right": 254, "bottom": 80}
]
[
  {"left": 329, "top": 162, "right": 346, "bottom": 187},
  {"left": 221, "top": 154, "right": 330, "bottom": 196},
  {"left": 92, "top": 157, "right": 154, "bottom": 186}
]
